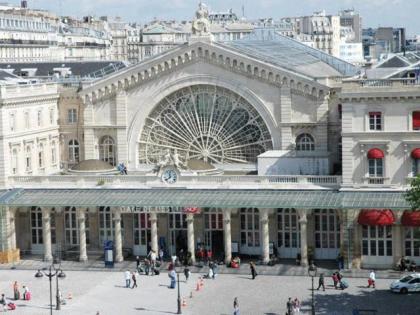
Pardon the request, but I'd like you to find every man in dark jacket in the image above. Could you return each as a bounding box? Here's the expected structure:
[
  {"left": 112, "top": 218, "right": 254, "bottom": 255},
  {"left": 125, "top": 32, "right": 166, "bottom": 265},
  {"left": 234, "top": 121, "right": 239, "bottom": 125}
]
[{"left": 317, "top": 273, "right": 325, "bottom": 291}]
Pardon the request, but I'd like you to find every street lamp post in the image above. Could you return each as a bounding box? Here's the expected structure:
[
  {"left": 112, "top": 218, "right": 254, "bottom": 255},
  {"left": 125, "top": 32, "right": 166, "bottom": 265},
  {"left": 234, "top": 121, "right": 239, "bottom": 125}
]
[
  {"left": 176, "top": 267, "right": 182, "bottom": 314},
  {"left": 308, "top": 263, "right": 317, "bottom": 315},
  {"left": 35, "top": 263, "right": 66, "bottom": 314}
]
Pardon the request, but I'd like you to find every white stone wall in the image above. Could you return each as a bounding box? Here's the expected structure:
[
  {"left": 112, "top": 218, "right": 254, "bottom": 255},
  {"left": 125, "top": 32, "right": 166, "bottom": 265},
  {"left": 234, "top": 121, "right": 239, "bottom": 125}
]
[
  {"left": 341, "top": 89, "right": 420, "bottom": 187},
  {"left": 0, "top": 84, "right": 60, "bottom": 186}
]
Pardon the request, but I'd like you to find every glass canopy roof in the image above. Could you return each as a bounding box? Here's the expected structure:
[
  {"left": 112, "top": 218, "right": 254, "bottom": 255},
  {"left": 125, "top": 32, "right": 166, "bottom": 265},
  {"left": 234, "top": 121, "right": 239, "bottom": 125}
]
[
  {"left": 0, "top": 188, "right": 411, "bottom": 210},
  {"left": 219, "top": 28, "right": 359, "bottom": 78}
]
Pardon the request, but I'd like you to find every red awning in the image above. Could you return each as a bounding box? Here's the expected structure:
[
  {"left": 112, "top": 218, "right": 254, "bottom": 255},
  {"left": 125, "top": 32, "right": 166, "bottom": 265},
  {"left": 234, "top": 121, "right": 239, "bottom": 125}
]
[
  {"left": 413, "top": 111, "right": 420, "bottom": 130},
  {"left": 358, "top": 209, "right": 395, "bottom": 226},
  {"left": 412, "top": 148, "right": 420, "bottom": 159},
  {"left": 367, "top": 148, "right": 384, "bottom": 159},
  {"left": 401, "top": 211, "right": 420, "bottom": 226},
  {"left": 183, "top": 207, "right": 200, "bottom": 214}
]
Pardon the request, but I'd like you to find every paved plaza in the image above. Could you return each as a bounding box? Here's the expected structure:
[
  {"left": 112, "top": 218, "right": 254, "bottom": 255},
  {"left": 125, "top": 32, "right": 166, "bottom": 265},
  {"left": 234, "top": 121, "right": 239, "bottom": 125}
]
[{"left": 0, "top": 268, "right": 419, "bottom": 315}]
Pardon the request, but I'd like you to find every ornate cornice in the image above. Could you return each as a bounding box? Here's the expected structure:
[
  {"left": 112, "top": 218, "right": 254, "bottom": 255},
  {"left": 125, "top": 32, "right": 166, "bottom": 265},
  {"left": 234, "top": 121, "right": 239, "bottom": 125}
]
[{"left": 81, "top": 41, "right": 329, "bottom": 105}]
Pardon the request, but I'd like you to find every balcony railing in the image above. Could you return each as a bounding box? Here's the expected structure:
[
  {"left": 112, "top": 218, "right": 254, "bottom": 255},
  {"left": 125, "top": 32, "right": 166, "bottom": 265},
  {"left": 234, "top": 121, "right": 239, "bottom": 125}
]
[
  {"left": 8, "top": 174, "right": 342, "bottom": 190},
  {"left": 342, "top": 78, "right": 420, "bottom": 90}
]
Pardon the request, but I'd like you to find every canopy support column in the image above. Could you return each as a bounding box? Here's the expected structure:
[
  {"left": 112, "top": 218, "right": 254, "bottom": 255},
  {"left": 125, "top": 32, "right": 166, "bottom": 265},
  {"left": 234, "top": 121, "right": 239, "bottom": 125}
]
[
  {"left": 298, "top": 210, "right": 308, "bottom": 267},
  {"left": 77, "top": 208, "right": 88, "bottom": 262},
  {"left": 223, "top": 209, "right": 232, "bottom": 265},
  {"left": 42, "top": 207, "right": 53, "bottom": 262},
  {"left": 260, "top": 209, "right": 270, "bottom": 264},
  {"left": 186, "top": 214, "right": 195, "bottom": 264},
  {"left": 150, "top": 212, "right": 158, "bottom": 253},
  {"left": 114, "top": 208, "right": 123, "bottom": 263}
]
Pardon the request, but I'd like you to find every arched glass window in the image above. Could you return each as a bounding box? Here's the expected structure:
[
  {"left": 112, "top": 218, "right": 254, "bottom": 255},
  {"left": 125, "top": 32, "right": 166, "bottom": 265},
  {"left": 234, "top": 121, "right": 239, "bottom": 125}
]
[
  {"left": 99, "top": 136, "right": 115, "bottom": 166},
  {"left": 296, "top": 133, "right": 315, "bottom": 151},
  {"left": 68, "top": 139, "right": 79, "bottom": 163},
  {"left": 367, "top": 148, "right": 384, "bottom": 177},
  {"left": 25, "top": 145, "right": 32, "bottom": 171}
]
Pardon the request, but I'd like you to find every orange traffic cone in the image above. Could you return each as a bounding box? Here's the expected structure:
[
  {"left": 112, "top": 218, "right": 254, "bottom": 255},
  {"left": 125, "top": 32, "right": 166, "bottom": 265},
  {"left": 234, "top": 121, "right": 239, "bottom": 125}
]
[
  {"left": 196, "top": 282, "right": 200, "bottom": 291},
  {"left": 182, "top": 298, "right": 187, "bottom": 307}
]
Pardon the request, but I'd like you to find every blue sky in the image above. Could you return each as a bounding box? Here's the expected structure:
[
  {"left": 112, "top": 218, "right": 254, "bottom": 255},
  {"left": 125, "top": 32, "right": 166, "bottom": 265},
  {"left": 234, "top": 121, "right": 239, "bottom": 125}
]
[{"left": 21, "top": 0, "right": 419, "bottom": 35}]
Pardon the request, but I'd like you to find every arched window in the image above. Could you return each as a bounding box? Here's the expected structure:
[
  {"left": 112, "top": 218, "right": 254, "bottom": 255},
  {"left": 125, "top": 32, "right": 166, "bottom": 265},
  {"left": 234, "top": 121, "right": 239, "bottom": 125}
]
[
  {"left": 296, "top": 133, "right": 315, "bottom": 151},
  {"left": 68, "top": 139, "right": 79, "bottom": 163},
  {"left": 25, "top": 145, "right": 32, "bottom": 171},
  {"left": 99, "top": 136, "right": 115, "bottom": 166},
  {"left": 11, "top": 148, "right": 18, "bottom": 174},
  {"left": 38, "top": 143, "right": 44, "bottom": 168}
]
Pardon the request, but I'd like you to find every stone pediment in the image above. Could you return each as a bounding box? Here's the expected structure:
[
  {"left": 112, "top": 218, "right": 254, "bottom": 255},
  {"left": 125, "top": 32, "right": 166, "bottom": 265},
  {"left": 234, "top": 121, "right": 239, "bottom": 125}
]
[{"left": 81, "top": 40, "right": 329, "bottom": 104}]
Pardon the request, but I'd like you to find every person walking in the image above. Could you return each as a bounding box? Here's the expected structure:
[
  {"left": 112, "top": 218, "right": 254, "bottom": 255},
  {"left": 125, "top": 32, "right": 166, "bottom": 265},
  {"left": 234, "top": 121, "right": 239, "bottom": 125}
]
[
  {"left": 136, "top": 256, "right": 140, "bottom": 271},
  {"left": 125, "top": 270, "right": 131, "bottom": 288},
  {"left": 22, "top": 286, "right": 30, "bottom": 300},
  {"left": 292, "top": 297, "right": 301, "bottom": 314},
  {"left": 286, "top": 297, "right": 293, "bottom": 315},
  {"left": 168, "top": 269, "right": 177, "bottom": 289},
  {"left": 332, "top": 272, "right": 339, "bottom": 289},
  {"left": 131, "top": 271, "right": 138, "bottom": 289},
  {"left": 159, "top": 248, "right": 164, "bottom": 263},
  {"left": 233, "top": 297, "right": 240, "bottom": 315},
  {"left": 250, "top": 262, "right": 257, "bottom": 280},
  {"left": 317, "top": 273, "right": 325, "bottom": 291},
  {"left": 12, "top": 281, "right": 20, "bottom": 300},
  {"left": 184, "top": 267, "right": 190, "bottom": 282},
  {"left": 1, "top": 294, "right": 8, "bottom": 312},
  {"left": 367, "top": 270, "right": 376, "bottom": 288}
]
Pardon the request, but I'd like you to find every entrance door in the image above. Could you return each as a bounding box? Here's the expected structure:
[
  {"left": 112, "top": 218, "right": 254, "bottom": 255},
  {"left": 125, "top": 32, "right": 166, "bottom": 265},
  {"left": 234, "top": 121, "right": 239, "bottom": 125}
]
[
  {"left": 204, "top": 208, "right": 224, "bottom": 259},
  {"left": 314, "top": 209, "right": 340, "bottom": 259},
  {"left": 240, "top": 208, "right": 260, "bottom": 256},
  {"left": 362, "top": 225, "right": 393, "bottom": 267},
  {"left": 277, "top": 209, "right": 300, "bottom": 258},
  {"left": 168, "top": 212, "right": 187, "bottom": 255},
  {"left": 133, "top": 213, "right": 151, "bottom": 256}
]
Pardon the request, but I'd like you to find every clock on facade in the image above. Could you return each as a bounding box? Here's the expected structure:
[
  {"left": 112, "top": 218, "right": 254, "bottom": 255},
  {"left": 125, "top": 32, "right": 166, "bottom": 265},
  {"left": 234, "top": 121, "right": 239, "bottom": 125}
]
[{"left": 161, "top": 168, "right": 178, "bottom": 184}]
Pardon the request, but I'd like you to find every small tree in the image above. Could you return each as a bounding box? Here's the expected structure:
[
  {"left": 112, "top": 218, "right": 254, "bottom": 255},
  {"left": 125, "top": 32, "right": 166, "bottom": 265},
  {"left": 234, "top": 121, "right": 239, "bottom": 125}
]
[{"left": 405, "top": 175, "right": 420, "bottom": 210}]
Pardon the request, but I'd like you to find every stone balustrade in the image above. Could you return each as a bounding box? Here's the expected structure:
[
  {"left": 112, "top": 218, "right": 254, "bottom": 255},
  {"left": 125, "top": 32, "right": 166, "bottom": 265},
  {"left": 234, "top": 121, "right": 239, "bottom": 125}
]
[
  {"left": 8, "top": 174, "right": 342, "bottom": 189},
  {"left": 0, "top": 82, "right": 58, "bottom": 98}
]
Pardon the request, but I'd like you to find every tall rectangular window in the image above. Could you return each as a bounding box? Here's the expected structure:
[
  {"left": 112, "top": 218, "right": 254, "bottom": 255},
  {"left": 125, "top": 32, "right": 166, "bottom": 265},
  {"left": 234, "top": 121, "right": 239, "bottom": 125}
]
[
  {"left": 68, "top": 109, "right": 77, "bottom": 124},
  {"left": 413, "top": 111, "right": 420, "bottom": 130},
  {"left": 369, "top": 112, "right": 382, "bottom": 131},
  {"left": 369, "top": 159, "right": 383, "bottom": 177},
  {"left": 9, "top": 113, "right": 16, "bottom": 132}
]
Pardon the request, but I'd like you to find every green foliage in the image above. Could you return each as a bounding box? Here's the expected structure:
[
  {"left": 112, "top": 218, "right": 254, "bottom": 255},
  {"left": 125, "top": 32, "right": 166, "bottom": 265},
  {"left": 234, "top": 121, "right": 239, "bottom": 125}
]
[{"left": 406, "top": 175, "right": 420, "bottom": 210}]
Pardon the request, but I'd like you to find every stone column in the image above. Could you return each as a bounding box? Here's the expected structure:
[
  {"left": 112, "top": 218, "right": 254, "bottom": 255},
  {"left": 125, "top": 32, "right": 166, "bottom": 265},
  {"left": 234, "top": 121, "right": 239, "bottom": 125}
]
[
  {"left": 392, "top": 210, "right": 404, "bottom": 265},
  {"left": 186, "top": 214, "right": 195, "bottom": 264},
  {"left": 77, "top": 208, "right": 88, "bottom": 262},
  {"left": 150, "top": 212, "right": 158, "bottom": 253},
  {"left": 223, "top": 209, "right": 232, "bottom": 264},
  {"left": 114, "top": 208, "right": 123, "bottom": 263},
  {"left": 42, "top": 208, "right": 53, "bottom": 262},
  {"left": 298, "top": 210, "right": 308, "bottom": 267},
  {"left": 8, "top": 208, "right": 16, "bottom": 250},
  {"left": 260, "top": 209, "right": 270, "bottom": 264}
]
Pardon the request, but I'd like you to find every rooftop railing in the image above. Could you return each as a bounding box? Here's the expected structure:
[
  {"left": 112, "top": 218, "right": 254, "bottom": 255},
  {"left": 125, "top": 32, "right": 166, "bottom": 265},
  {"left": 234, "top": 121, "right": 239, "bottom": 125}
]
[
  {"left": 342, "top": 78, "right": 420, "bottom": 89},
  {"left": 8, "top": 174, "right": 342, "bottom": 190}
]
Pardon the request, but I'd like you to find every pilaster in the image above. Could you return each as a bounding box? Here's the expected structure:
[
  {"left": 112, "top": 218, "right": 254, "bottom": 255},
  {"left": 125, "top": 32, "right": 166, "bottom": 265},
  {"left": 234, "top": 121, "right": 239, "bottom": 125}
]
[
  {"left": 77, "top": 208, "right": 88, "bottom": 262},
  {"left": 223, "top": 209, "right": 232, "bottom": 264},
  {"left": 186, "top": 214, "right": 196, "bottom": 264},
  {"left": 113, "top": 208, "right": 123, "bottom": 263}
]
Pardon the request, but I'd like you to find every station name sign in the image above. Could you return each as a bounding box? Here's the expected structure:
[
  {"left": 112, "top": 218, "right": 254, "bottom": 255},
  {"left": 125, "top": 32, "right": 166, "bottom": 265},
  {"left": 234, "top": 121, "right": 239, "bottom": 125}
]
[{"left": 125, "top": 206, "right": 200, "bottom": 214}]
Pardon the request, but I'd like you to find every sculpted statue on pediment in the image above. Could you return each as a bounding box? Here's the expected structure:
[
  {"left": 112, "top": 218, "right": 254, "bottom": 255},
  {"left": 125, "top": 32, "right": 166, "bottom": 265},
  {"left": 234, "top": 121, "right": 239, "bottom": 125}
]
[{"left": 192, "top": 2, "right": 210, "bottom": 36}]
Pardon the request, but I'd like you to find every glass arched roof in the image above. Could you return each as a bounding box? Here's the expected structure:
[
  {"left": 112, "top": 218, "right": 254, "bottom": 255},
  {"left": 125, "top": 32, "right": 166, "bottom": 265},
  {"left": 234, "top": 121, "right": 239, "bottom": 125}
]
[{"left": 218, "top": 28, "right": 359, "bottom": 78}]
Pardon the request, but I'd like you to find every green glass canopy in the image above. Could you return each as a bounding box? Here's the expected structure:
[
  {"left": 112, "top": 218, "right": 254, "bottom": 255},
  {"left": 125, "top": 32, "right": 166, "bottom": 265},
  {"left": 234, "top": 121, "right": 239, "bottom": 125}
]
[{"left": 0, "top": 188, "right": 411, "bottom": 210}]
